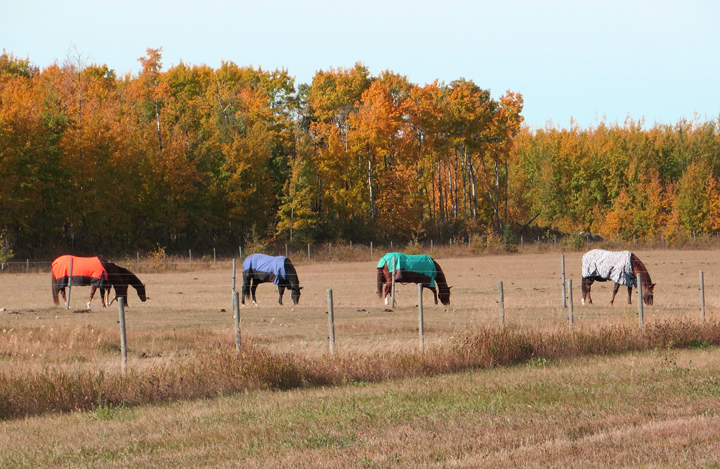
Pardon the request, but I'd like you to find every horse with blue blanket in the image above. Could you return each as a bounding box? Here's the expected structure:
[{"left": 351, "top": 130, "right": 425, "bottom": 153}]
[
  {"left": 377, "top": 252, "right": 451, "bottom": 305},
  {"left": 581, "top": 249, "right": 655, "bottom": 306},
  {"left": 241, "top": 254, "right": 302, "bottom": 306}
]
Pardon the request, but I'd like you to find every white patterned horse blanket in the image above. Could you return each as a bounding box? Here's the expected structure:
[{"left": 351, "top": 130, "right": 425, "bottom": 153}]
[{"left": 582, "top": 249, "right": 635, "bottom": 287}]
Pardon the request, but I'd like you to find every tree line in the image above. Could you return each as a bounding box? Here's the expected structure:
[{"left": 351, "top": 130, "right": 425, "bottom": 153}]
[{"left": 0, "top": 48, "right": 718, "bottom": 259}]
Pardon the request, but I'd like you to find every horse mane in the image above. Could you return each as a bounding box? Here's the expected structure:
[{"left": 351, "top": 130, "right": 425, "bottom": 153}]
[
  {"left": 283, "top": 258, "right": 300, "bottom": 288},
  {"left": 630, "top": 254, "right": 653, "bottom": 287}
]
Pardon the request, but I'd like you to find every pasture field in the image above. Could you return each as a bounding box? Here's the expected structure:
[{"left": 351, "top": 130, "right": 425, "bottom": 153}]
[{"left": 1, "top": 249, "right": 720, "bottom": 466}]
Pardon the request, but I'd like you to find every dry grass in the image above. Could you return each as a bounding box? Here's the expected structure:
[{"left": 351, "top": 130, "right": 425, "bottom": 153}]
[{"left": 1, "top": 249, "right": 720, "bottom": 466}]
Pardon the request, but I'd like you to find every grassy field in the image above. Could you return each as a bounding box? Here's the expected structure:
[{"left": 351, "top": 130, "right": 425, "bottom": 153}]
[{"left": 1, "top": 249, "right": 720, "bottom": 466}]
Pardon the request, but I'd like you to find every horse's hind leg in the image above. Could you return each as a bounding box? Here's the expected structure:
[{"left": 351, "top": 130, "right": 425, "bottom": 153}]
[
  {"left": 277, "top": 285, "right": 285, "bottom": 305},
  {"left": 610, "top": 282, "right": 622, "bottom": 305},
  {"left": 241, "top": 278, "right": 250, "bottom": 305},
  {"left": 87, "top": 285, "right": 97, "bottom": 310},
  {"left": 581, "top": 277, "right": 593, "bottom": 305}
]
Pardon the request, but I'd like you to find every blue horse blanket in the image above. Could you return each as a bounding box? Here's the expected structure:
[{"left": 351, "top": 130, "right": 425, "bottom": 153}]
[
  {"left": 242, "top": 254, "right": 287, "bottom": 285},
  {"left": 378, "top": 252, "right": 437, "bottom": 287},
  {"left": 582, "top": 249, "right": 635, "bottom": 287}
]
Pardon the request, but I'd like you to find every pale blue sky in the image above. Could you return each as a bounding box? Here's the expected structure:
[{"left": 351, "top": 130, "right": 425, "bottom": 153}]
[{"left": 3, "top": 0, "right": 719, "bottom": 130}]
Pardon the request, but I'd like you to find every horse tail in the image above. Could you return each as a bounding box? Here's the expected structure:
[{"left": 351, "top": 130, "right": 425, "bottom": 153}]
[
  {"left": 376, "top": 267, "right": 386, "bottom": 298},
  {"left": 51, "top": 275, "right": 60, "bottom": 305}
]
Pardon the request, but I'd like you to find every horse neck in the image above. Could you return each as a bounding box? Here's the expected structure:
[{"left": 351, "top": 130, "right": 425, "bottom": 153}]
[
  {"left": 433, "top": 262, "right": 449, "bottom": 290},
  {"left": 631, "top": 255, "right": 652, "bottom": 286}
]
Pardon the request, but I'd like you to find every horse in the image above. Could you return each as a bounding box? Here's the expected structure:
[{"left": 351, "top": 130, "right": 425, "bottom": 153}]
[
  {"left": 376, "top": 252, "right": 451, "bottom": 306},
  {"left": 241, "top": 254, "right": 302, "bottom": 306},
  {"left": 51, "top": 255, "right": 146, "bottom": 309},
  {"left": 51, "top": 255, "right": 111, "bottom": 309},
  {"left": 581, "top": 249, "right": 655, "bottom": 306}
]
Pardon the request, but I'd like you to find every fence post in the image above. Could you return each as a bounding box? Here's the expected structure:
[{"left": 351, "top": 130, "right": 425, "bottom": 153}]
[
  {"left": 498, "top": 281, "right": 505, "bottom": 330},
  {"left": 700, "top": 271, "right": 706, "bottom": 324},
  {"left": 26, "top": 259, "right": 29, "bottom": 274},
  {"left": 233, "top": 291, "right": 241, "bottom": 352},
  {"left": 137, "top": 252, "right": 140, "bottom": 271},
  {"left": 213, "top": 248, "right": 216, "bottom": 267},
  {"left": 66, "top": 258, "right": 73, "bottom": 310},
  {"left": 391, "top": 255, "right": 397, "bottom": 308},
  {"left": 327, "top": 289, "right": 335, "bottom": 356},
  {"left": 561, "top": 253, "right": 567, "bottom": 308},
  {"left": 189, "top": 249, "right": 192, "bottom": 267},
  {"left": 285, "top": 244, "right": 288, "bottom": 257},
  {"left": 308, "top": 243, "right": 311, "bottom": 260},
  {"left": 232, "top": 258, "right": 237, "bottom": 292},
  {"left": 370, "top": 242, "right": 373, "bottom": 259},
  {"left": 637, "top": 273, "right": 644, "bottom": 329},
  {"left": 568, "top": 278, "right": 574, "bottom": 329},
  {"left": 418, "top": 284, "right": 424, "bottom": 353},
  {"left": 118, "top": 297, "right": 127, "bottom": 375}
]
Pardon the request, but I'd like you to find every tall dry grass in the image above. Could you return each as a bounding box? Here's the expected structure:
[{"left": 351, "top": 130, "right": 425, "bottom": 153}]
[{"left": 1, "top": 318, "right": 718, "bottom": 420}]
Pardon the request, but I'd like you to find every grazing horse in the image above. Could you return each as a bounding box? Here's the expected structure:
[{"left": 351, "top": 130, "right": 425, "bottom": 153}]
[
  {"left": 51, "top": 255, "right": 110, "bottom": 309},
  {"left": 241, "top": 254, "right": 302, "bottom": 306},
  {"left": 376, "top": 252, "right": 451, "bottom": 305},
  {"left": 581, "top": 249, "right": 655, "bottom": 306},
  {"left": 51, "top": 255, "right": 146, "bottom": 309}
]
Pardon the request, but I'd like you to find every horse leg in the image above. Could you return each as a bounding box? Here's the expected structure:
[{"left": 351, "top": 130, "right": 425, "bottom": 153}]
[
  {"left": 241, "top": 277, "right": 250, "bottom": 305},
  {"left": 87, "top": 285, "right": 97, "bottom": 310},
  {"left": 384, "top": 280, "right": 392, "bottom": 305},
  {"left": 610, "top": 282, "right": 622, "bottom": 305},
  {"left": 429, "top": 285, "right": 438, "bottom": 305},
  {"left": 277, "top": 285, "right": 285, "bottom": 305},
  {"left": 626, "top": 285, "right": 633, "bottom": 305},
  {"left": 581, "top": 277, "right": 593, "bottom": 305},
  {"left": 251, "top": 281, "right": 259, "bottom": 306}
]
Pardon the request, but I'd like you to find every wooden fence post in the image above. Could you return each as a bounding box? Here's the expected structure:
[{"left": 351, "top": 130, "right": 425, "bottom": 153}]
[
  {"left": 66, "top": 258, "right": 73, "bottom": 310},
  {"left": 327, "top": 289, "right": 335, "bottom": 356},
  {"left": 233, "top": 291, "right": 241, "bottom": 352},
  {"left": 637, "top": 273, "right": 644, "bottom": 329},
  {"left": 498, "top": 281, "right": 505, "bottom": 329},
  {"left": 561, "top": 253, "right": 567, "bottom": 308},
  {"left": 700, "top": 271, "right": 706, "bottom": 324},
  {"left": 391, "top": 255, "right": 397, "bottom": 308},
  {"left": 568, "top": 278, "right": 574, "bottom": 329},
  {"left": 118, "top": 297, "right": 127, "bottom": 374},
  {"left": 232, "top": 258, "right": 237, "bottom": 292}
]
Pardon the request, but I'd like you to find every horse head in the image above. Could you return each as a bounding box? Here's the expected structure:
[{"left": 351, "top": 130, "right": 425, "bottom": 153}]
[
  {"left": 290, "top": 286, "right": 303, "bottom": 305},
  {"left": 134, "top": 282, "right": 147, "bottom": 302},
  {"left": 438, "top": 285, "right": 452, "bottom": 306},
  {"left": 643, "top": 283, "right": 655, "bottom": 306}
]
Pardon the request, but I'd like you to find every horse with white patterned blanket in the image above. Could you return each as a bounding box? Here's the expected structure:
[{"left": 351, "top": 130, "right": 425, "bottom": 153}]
[
  {"left": 241, "top": 254, "right": 302, "bottom": 306},
  {"left": 581, "top": 249, "right": 655, "bottom": 306},
  {"left": 376, "top": 252, "right": 451, "bottom": 305}
]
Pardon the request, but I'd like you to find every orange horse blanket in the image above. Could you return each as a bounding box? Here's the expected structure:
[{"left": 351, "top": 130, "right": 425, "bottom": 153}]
[{"left": 51, "top": 255, "right": 108, "bottom": 288}]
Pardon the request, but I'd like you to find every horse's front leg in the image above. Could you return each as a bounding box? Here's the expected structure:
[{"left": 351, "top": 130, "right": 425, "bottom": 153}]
[
  {"left": 100, "top": 288, "right": 108, "bottom": 308},
  {"left": 626, "top": 285, "right": 633, "bottom": 305},
  {"left": 610, "top": 282, "right": 622, "bottom": 305},
  {"left": 277, "top": 285, "right": 285, "bottom": 305},
  {"left": 428, "top": 285, "right": 438, "bottom": 305}
]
